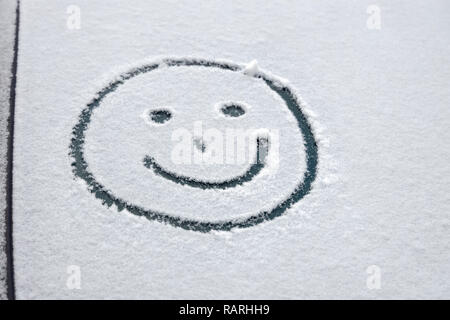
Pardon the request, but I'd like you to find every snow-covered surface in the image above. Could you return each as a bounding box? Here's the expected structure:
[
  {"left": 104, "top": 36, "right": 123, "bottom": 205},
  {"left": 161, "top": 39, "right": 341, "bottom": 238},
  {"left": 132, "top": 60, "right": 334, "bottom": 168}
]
[
  {"left": 10, "top": 0, "right": 450, "bottom": 299},
  {"left": 0, "top": 0, "right": 17, "bottom": 300}
]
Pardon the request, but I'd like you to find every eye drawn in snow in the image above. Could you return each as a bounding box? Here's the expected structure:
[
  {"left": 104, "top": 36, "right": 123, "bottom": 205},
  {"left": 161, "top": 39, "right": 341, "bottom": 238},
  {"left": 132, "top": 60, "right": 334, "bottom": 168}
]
[{"left": 69, "top": 57, "right": 318, "bottom": 232}]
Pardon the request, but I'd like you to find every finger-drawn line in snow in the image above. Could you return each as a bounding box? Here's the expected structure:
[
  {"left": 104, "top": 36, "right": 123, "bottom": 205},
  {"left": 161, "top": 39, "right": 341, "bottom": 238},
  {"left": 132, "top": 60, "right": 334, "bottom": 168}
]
[{"left": 69, "top": 57, "right": 318, "bottom": 232}]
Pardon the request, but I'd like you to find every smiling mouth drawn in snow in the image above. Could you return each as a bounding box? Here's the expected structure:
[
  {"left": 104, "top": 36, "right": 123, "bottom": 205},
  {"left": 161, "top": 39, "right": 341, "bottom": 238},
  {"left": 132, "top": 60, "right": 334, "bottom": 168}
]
[{"left": 69, "top": 57, "right": 318, "bottom": 232}]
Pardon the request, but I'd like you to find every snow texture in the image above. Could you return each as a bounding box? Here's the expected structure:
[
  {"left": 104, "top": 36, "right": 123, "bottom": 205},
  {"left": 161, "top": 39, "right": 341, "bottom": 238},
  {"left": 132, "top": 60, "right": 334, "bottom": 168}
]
[
  {"left": 243, "top": 59, "right": 259, "bottom": 76},
  {"left": 10, "top": 0, "right": 450, "bottom": 299},
  {"left": 0, "top": 0, "right": 17, "bottom": 300},
  {"left": 82, "top": 63, "right": 307, "bottom": 223}
]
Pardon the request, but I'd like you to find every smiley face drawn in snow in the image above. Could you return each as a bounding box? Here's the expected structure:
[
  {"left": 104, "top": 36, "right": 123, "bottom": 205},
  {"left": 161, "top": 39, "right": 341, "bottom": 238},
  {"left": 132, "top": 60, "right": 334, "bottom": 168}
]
[{"left": 70, "top": 58, "right": 318, "bottom": 232}]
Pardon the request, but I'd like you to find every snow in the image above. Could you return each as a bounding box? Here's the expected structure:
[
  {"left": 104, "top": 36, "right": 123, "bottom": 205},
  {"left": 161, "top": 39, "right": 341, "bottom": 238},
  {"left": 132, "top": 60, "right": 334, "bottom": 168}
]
[
  {"left": 8, "top": 0, "right": 450, "bottom": 299},
  {"left": 0, "top": 0, "right": 17, "bottom": 300},
  {"left": 243, "top": 59, "right": 259, "bottom": 76}
]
